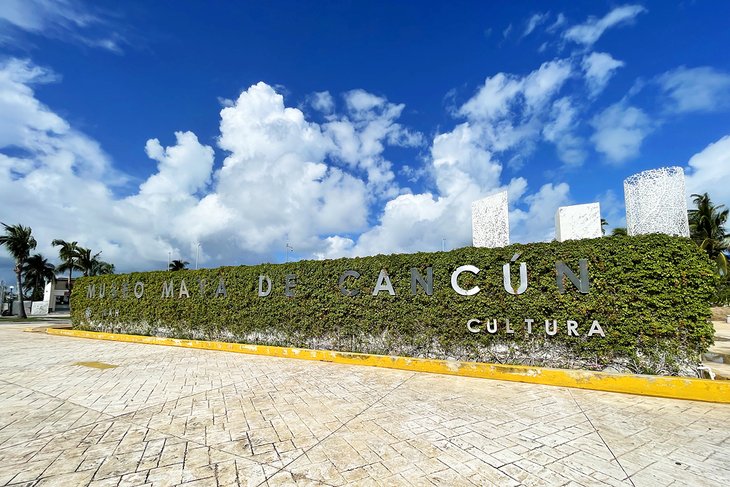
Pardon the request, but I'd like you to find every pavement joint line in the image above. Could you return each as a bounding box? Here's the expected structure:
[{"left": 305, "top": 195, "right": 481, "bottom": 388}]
[
  {"left": 100, "top": 364, "right": 411, "bottom": 478},
  {"left": 256, "top": 372, "right": 418, "bottom": 487},
  {"left": 3, "top": 324, "right": 729, "bottom": 485},
  {"left": 568, "top": 388, "right": 636, "bottom": 487},
  {"left": 0, "top": 378, "right": 119, "bottom": 453},
  {"left": 78, "top": 395, "right": 267, "bottom": 474},
  {"left": 0, "top": 360, "right": 291, "bottom": 460},
  {"left": 0, "top": 370, "right": 253, "bottom": 454},
  {"left": 43, "top": 327, "right": 730, "bottom": 404}
]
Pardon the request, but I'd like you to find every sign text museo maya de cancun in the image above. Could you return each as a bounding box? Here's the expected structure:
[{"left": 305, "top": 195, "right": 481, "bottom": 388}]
[{"left": 84, "top": 253, "right": 606, "bottom": 338}]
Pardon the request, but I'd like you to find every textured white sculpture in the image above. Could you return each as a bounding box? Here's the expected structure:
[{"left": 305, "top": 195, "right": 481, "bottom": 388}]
[
  {"left": 472, "top": 191, "right": 509, "bottom": 248},
  {"left": 624, "top": 166, "right": 689, "bottom": 237},
  {"left": 555, "top": 203, "right": 602, "bottom": 242}
]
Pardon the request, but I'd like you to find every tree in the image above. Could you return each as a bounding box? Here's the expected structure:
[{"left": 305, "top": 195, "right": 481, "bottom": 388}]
[
  {"left": 611, "top": 227, "right": 628, "bottom": 236},
  {"left": 52, "top": 239, "right": 82, "bottom": 291},
  {"left": 600, "top": 218, "right": 608, "bottom": 236},
  {"left": 0, "top": 223, "right": 37, "bottom": 318},
  {"left": 89, "top": 260, "right": 115, "bottom": 276},
  {"left": 169, "top": 259, "right": 189, "bottom": 271},
  {"left": 22, "top": 254, "right": 55, "bottom": 301},
  {"left": 75, "top": 247, "right": 103, "bottom": 277},
  {"left": 688, "top": 192, "right": 730, "bottom": 276}
]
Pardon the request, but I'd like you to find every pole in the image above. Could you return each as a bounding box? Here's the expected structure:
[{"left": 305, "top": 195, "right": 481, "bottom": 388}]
[
  {"left": 195, "top": 243, "right": 200, "bottom": 270},
  {"left": 442, "top": 238, "right": 446, "bottom": 252},
  {"left": 167, "top": 251, "right": 171, "bottom": 271}
]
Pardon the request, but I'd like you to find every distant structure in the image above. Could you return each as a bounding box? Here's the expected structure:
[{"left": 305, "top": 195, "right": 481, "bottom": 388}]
[
  {"left": 555, "top": 203, "right": 602, "bottom": 242},
  {"left": 472, "top": 191, "right": 509, "bottom": 248},
  {"left": 624, "top": 167, "right": 690, "bottom": 237}
]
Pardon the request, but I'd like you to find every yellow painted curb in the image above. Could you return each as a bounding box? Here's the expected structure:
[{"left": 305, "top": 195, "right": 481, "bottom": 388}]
[{"left": 44, "top": 328, "right": 730, "bottom": 404}]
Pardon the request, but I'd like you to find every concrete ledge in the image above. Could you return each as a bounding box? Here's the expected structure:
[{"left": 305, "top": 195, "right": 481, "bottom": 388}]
[{"left": 44, "top": 328, "right": 730, "bottom": 404}]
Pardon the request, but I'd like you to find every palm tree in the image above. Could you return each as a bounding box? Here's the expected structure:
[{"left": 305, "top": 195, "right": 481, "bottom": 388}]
[
  {"left": 89, "top": 260, "right": 115, "bottom": 276},
  {"left": 75, "top": 247, "right": 103, "bottom": 277},
  {"left": 22, "top": 254, "right": 55, "bottom": 301},
  {"left": 600, "top": 218, "right": 608, "bottom": 236},
  {"left": 688, "top": 192, "right": 730, "bottom": 276},
  {"left": 0, "top": 223, "right": 37, "bottom": 318},
  {"left": 73, "top": 246, "right": 115, "bottom": 276},
  {"left": 169, "top": 259, "right": 189, "bottom": 271},
  {"left": 52, "top": 239, "right": 82, "bottom": 291}
]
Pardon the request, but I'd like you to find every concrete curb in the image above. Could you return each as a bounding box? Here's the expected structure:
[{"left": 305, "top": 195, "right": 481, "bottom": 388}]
[{"left": 43, "top": 328, "right": 730, "bottom": 404}]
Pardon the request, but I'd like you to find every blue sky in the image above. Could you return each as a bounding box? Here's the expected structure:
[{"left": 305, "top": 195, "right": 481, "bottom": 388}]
[{"left": 1, "top": 0, "right": 730, "bottom": 284}]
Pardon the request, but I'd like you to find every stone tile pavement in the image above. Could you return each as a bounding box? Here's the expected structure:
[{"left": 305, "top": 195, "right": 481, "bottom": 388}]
[{"left": 0, "top": 323, "right": 729, "bottom": 486}]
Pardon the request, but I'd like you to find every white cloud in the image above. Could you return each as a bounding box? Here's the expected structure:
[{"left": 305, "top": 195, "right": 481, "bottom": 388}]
[
  {"left": 456, "top": 59, "right": 584, "bottom": 167},
  {"left": 0, "top": 0, "right": 125, "bottom": 52},
  {"left": 213, "top": 82, "right": 371, "bottom": 252},
  {"left": 590, "top": 102, "right": 652, "bottom": 163},
  {"left": 503, "top": 23, "right": 513, "bottom": 39},
  {"left": 0, "top": 58, "right": 116, "bottom": 181},
  {"left": 460, "top": 59, "right": 572, "bottom": 123},
  {"left": 141, "top": 132, "right": 214, "bottom": 196},
  {"left": 523, "top": 13, "right": 548, "bottom": 38},
  {"left": 0, "top": 0, "right": 92, "bottom": 32},
  {"left": 324, "top": 89, "right": 423, "bottom": 197},
  {"left": 582, "top": 52, "right": 624, "bottom": 96},
  {"left": 542, "top": 97, "right": 585, "bottom": 166},
  {"left": 343, "top": 60, "right": 581, "bottom": 256},
  {"left": 685, "top": 135, "right": 730, "bottom": 209},
  {"left": 1, "top": 56, "right": 585, "bottom": 285},
  {"left": 510, "top": 182, "right": 571, "bottom": 243},
  {"left": 0, "top": 63, "right": 367, "bottom": 275},
  {"left": 310, "top": 91, "right": 334, "bottom": 114},
  {"left": 564, "top": 5, "right": 646, "bottom": 47},
  {"left": 658, "top": 66, "right": 730, "bottom": 113},
  {"left": 546, "top": 13, "right": 566, "bottom": 33}
]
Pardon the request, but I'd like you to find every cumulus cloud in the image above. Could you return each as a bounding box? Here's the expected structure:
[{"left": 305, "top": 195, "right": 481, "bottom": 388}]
[
  {"left": 5, "top": 52, "right": 627, "bottom": 282},
  {"left": 658, "top": 66, "right": 730, "bottom": 114},
  {"left": 324, "top": 89, "right": 423, "bottom": 197},
  {"left": 142, "top": 132, "right": 214, "bottom": 196},
  {"left": 0, "top": 62, "right": 429, "bottom": 278},
  {"left": 214, "top": 82, "right": 370, "bottom": 253},
  {"left": 455, "top": 58, "right": 590, "bottom": 168},
  {"left": 685, "top": 135, "right": 730, "bottom": 208},
  {"left": 309, "top": 91, "right": 334, "bottom": 114},
  {"left": 564, "top": 5, "right": 646, "bottom": 47},
  {"left": 343, "top": 60, "right": 583, "bottom": 256},
  {"left": 590, "top": 102, "right": 652, "bottom": 163},
  {"left": 460, "top": 59, "right": 572, "bottom": 123},
  {"left": 582, "top": 52, "right": 624, "bottom": 96}
]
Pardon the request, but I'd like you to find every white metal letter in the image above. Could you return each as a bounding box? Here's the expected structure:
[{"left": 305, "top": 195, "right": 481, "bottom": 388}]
[{"left": 451, "top": 265, "right": 481, "bottom": 296}]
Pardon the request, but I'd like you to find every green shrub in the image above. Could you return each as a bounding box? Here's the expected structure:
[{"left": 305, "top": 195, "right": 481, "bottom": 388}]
[{"left": 71, "top": 234, "right": 716, "bottom": 374}]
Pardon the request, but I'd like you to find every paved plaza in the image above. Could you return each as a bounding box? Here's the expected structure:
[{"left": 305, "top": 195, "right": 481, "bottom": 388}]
[{"left": 0, "top": 323, "right": 729, "bottom": 486}]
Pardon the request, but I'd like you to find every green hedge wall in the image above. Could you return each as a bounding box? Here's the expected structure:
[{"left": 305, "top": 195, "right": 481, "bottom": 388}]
[{"left": 71, "top": 234, "right": 716, "bottom": 374}]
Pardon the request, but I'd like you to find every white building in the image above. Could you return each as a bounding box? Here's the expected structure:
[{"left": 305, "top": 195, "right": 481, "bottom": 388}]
[{"left": 42, "top": 276, "right": 74, "bottom": 313}]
